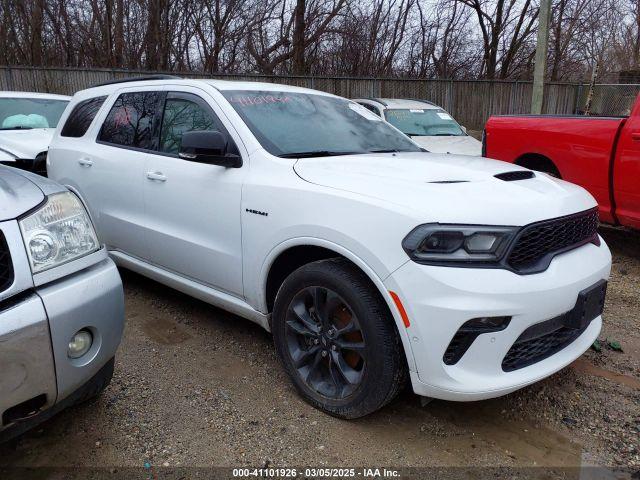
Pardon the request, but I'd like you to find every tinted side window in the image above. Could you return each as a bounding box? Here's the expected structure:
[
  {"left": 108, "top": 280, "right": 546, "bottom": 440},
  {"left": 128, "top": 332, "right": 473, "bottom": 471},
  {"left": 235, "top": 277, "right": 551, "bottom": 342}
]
[
  {"left": 98, "top": 92, "right": 161, "bottom": 149},
  {"left": 60, "top": 96, "right": 106, "bottom": 137},
  {"left": 159, "top": 94, "right": 221, "bottom": 154}
]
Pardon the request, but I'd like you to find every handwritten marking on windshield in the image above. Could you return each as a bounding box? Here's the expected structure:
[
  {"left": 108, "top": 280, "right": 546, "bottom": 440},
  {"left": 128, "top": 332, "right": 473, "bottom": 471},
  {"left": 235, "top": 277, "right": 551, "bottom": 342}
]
[{"left": 229, "top": 95, "right": 291, "bottom": 107}]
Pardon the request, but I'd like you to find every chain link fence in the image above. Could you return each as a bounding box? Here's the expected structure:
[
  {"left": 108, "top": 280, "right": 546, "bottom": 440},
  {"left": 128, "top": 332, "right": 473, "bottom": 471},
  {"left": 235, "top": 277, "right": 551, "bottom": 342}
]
[
  {"left": 0, "top": 66, "right": 638, "bottom": 130},
  {"left": 575, "top": 83, "right": 640, "bottom": 116}
]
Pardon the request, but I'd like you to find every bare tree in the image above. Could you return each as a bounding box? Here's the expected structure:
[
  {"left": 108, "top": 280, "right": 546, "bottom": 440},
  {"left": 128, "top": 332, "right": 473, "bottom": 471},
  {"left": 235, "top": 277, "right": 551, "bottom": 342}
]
[
  {"left": 246, "top": 0, "right": 346, "bottom": 74},
  {"left": 0, "top": 0, "right": 636, "bottom": 81},
  {"left": 406, "top": 0, "right": 475, "bottom": 78},
  {"left": 611, "top": 0, "right": 640, "bottom": 72},
  {"left": 453, "top": 0, "right": 538, "bottom": 79}
]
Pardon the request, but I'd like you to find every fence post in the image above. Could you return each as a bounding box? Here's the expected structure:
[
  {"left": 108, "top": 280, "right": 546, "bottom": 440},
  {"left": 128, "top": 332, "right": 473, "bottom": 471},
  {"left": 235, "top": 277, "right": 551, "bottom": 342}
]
[
  {"left": 5, "top": 65, "right": 13, "bottom": 91},
  {"left": 574, "top": 83, "right": 583, "bottom": 114}
]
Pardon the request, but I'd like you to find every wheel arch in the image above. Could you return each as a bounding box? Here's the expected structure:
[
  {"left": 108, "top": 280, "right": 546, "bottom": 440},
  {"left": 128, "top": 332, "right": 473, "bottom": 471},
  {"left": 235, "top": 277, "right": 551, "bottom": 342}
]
[
  {"left": 260, "top": 238, "right": 417, "bottom": 372},
  {"left": 514, "top": 153, "right": 561, "bottom": 178}
]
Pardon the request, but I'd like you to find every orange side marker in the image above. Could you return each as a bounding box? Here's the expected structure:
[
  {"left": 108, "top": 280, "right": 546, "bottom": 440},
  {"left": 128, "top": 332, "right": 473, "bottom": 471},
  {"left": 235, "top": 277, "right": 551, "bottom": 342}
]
[{"left": 389, "top": 291, "right": 410, "bottom": 328}]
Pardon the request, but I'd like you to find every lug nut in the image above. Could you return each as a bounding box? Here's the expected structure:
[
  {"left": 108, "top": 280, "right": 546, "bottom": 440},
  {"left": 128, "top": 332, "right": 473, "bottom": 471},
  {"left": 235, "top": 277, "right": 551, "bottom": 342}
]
[
  {"left": 313, "top": 338, "right": 319, "bottom": 345},
  {"left": 321, "top": 350, "right": 328, "bottom": 357}
]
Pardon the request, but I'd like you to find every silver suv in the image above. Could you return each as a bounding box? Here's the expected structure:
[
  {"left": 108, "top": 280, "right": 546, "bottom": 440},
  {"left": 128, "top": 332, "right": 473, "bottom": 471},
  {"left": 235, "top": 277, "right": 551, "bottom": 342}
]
[{"left": 0, "top": 165, "right": 124, "bottom": 441}]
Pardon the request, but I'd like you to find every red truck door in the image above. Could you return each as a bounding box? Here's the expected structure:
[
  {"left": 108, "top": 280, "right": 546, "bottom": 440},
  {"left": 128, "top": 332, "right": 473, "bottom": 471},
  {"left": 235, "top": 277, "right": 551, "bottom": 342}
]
[{"left": 613, "top": 96, "right": 640, "bottom": 229}]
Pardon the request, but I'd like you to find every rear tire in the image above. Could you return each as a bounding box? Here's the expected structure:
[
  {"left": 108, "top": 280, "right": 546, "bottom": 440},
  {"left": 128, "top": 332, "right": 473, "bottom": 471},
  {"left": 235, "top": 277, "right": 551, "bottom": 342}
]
[{"left": 272, "top": 258, "right": 406, "bottom": 419}]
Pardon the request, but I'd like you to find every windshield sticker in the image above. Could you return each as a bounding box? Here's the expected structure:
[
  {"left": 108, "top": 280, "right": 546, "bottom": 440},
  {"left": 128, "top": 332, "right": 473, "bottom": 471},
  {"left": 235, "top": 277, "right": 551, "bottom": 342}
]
[
  {"left": 409, "top": 109, "right": 425, "bottom": 113},
  {"left": 437, "top": 112, "right": 453, "bottom": 120},
  {"left": 348, "top": 103, "right": 382, "bottom": 121}
]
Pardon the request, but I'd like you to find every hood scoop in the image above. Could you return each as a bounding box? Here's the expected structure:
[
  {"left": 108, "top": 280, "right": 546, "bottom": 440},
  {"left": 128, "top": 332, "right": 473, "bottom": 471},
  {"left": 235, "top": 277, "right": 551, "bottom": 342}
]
[{"left": 494, "top": 171, "right": 535, "bottom": 182}]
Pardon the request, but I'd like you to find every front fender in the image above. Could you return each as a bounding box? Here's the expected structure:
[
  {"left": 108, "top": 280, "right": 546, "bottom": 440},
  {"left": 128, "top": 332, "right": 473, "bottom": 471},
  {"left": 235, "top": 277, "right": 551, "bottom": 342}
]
[{"left": 255, "top": 236, "right": 416, "bottom": 372}]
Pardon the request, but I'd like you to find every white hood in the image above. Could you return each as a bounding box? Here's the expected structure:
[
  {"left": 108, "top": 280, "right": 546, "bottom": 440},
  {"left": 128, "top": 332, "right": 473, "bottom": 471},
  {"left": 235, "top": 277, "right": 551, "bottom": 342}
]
[
  {"left": 411, "top": 135, "right": 482, "bottom": 156},
  {"left": 293, "top": 152, "right": 597, "bottom": 226},
  {"left": 0, "top": 128, "right": 54, "bottom": 161}
]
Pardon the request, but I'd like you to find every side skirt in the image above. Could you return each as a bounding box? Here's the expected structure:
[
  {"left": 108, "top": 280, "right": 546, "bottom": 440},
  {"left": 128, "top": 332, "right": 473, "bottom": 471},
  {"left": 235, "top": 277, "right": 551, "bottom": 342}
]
[{"left": 109, "top": 250, "right": 271, "bottom": 332}]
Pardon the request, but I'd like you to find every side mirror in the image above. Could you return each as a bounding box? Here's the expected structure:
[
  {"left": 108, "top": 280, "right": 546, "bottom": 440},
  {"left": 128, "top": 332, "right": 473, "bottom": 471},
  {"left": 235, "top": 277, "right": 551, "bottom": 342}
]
[
  {"left": 179, "top": 130, "right": 242, "bottom": 168},
  {"left": 460, "top": 125, "right": 468, "bottom": 134}
]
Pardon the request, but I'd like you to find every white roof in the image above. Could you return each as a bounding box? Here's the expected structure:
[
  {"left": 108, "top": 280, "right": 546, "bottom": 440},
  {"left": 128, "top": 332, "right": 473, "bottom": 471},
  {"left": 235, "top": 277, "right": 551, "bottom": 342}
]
[
  {"left": 353, "top": 98, "right": 441, "bottom": 110},
  {"left": 76, "top": 78, "right": 336, "bottom": 98},
  {"left": 0, "top": 91, "right": 71, "bottom": 101}
]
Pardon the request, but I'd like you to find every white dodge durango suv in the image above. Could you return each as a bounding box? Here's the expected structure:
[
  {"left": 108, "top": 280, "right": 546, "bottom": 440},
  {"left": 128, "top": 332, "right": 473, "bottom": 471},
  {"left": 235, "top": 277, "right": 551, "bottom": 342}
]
[{"left": 48, "top": 77, "right": 611, "bottom": 418}]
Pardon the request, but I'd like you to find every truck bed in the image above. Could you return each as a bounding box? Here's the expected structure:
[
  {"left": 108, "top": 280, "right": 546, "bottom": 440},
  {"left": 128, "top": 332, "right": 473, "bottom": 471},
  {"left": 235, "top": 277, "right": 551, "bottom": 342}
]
[{"left": 485, "top": 115, "right": 627, "bottom": 224}]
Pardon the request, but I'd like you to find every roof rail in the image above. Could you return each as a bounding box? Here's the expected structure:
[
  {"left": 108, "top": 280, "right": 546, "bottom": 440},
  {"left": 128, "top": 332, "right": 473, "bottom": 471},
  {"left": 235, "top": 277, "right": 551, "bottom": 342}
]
[{"left": 92, "top": 74, "right": 181, "bottom": 88}]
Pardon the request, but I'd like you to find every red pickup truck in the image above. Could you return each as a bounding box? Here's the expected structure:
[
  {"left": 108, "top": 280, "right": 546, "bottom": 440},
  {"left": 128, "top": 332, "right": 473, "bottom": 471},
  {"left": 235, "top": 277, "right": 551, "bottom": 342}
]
[{"left": 484, "top": 94, "right": 640, "bottom": 229}]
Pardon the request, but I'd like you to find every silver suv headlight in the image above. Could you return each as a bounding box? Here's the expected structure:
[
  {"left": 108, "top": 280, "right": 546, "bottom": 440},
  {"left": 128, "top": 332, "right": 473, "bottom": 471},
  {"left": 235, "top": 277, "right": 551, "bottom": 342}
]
[{"left": 19, "top": 192, "right": 99, "bottom": 273}]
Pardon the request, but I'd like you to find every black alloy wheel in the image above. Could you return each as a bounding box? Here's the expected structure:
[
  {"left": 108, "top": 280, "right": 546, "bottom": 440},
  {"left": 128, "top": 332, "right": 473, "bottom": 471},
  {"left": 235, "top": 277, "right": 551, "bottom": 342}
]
[
  {"left": 272, "top": 258, "right": 407, "bottom": 419},
  {"left": 284, "top": 286, "right": 366, "bottom": 400}
]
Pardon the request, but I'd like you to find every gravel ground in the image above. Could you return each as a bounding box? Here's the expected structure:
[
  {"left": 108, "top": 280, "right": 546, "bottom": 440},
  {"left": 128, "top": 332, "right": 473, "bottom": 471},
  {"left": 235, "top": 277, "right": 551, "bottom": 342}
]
[{"left": 0, "top": 228, "right": 638, "bottom": 474}]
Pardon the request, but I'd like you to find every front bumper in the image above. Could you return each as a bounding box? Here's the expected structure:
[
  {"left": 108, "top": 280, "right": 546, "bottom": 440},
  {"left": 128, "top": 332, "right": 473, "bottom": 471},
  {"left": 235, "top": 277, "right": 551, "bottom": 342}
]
[
  {"left": 0, "top": 257, "right": 124, "bottom": 436},
  {"left": 385, "top": 237, "right": 611, "bottom": 401}
]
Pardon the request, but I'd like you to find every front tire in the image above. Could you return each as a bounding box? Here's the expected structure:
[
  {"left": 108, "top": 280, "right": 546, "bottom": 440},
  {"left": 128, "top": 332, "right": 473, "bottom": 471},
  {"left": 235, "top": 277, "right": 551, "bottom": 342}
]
[{"left": 272, "top": 259, "right": 406, "bottom": 419}]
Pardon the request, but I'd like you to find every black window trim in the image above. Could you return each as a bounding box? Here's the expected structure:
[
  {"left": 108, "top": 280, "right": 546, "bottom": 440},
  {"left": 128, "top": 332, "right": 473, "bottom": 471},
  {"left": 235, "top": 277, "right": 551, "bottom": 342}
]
[
  {"left": 60, "top": 95, "right": 108, "bottom": 138},
  {"left": 95, "top": 89, "right": 241, "bottom": 162}
]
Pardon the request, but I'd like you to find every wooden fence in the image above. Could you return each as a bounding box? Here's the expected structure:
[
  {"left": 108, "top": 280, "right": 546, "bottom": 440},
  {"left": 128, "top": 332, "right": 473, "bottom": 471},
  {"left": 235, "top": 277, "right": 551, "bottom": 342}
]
[{"left": 1, "top": 66, "right": 637, "bottom": 129}]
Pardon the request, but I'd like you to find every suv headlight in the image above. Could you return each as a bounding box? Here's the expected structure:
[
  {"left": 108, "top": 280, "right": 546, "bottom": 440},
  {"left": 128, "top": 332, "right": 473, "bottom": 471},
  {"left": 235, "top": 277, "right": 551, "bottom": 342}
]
[
  {"left": 402, "top": 224, "right": 517, "bottom": 265},
  {"left": 19, "top": 192, "right": 99, "bottom": 273}
]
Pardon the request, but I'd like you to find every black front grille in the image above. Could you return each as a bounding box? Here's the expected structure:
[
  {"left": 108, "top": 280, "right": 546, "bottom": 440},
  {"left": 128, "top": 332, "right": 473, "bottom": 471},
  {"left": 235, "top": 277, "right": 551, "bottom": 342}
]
[
  {"left": 0, "top": 231, "right": 14, "bottom": 293},
  {"left": 502, "top": 326, "right": 583, "bottom": 372},
  {"left": 502, "top": 280, "right": 606, "bottom": 372},
  {"left": 507, "top": 209, "right": 599, "bottom": 273}
]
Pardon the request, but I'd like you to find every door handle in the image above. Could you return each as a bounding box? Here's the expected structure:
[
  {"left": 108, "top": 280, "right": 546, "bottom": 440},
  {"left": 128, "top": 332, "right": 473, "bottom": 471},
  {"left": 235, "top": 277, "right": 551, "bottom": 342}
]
[
  {"left": 631, "top": 132, "right": 640, "bottom": 142},
  {"left": 78, "top": 158, "right": 93, "bottom": 167},
  {"left": 146, "top": 171, "right": 167, "bottom": 182}
]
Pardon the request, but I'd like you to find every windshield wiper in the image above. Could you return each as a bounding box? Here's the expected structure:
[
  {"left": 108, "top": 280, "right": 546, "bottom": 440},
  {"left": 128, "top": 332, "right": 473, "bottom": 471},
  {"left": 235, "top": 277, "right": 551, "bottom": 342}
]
[
  {"left": 278, "top": 150, "right": 359, "bottom": 158},
  {"left": 0, "top": 126, "right": 34, "bottom": 130}
]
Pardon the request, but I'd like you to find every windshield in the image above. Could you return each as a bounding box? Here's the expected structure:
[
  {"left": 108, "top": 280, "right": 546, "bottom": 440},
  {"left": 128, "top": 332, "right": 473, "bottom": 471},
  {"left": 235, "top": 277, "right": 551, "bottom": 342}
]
[
  {"left": 0, "top": 97, "right": 69, "bottom": 130},
  {"left": 221, "top": 90, "right": 421, "bottom": 157},
  {"left": 385, "top": 109, "right": 465, "bottom": 137}
]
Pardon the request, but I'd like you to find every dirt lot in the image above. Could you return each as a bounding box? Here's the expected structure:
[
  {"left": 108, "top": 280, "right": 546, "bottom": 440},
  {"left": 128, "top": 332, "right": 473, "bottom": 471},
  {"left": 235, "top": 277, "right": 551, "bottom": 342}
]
[{"left": 0, "top": 228, "right": 638, "bottom": 476}]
